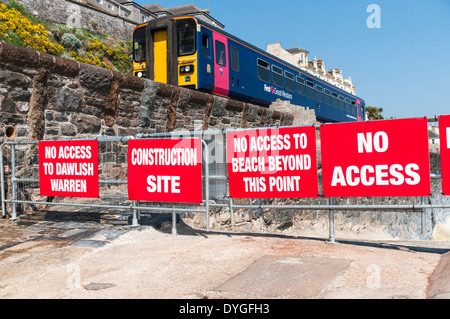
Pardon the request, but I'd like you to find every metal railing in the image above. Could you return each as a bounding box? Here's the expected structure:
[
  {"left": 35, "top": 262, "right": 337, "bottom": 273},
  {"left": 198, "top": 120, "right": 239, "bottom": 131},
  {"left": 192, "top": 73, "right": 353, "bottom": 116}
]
[{"left": 1, "top": 122, "right": 449, "bottom": 242}]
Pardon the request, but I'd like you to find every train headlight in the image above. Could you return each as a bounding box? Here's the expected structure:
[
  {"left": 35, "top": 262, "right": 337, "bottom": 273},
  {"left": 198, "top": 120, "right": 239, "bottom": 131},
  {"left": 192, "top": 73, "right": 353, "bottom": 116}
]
[
  {"left": 135, "top": 71, "right": 144, "bottom": 78},
  {"left": 180, "top": 65, "right": 194, "bottom": 74}
]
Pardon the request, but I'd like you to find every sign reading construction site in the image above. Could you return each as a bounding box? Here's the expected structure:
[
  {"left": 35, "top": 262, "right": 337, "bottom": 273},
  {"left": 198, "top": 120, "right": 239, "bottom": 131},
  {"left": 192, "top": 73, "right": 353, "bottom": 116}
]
[
  {"left": 227, "top": 127, "right": 319, "bottom": 198},
  {"left": 320, "top": 117, "right": 430, "bottom": 197},
  {"left": 439, "top": 115, "right": 450, "bottom": 195},
  {"left": 39, "top": 140, "right": 99, "bottom": 198},
  {"left": 127, "top": 139, "right": 202, "bottom": 203}
]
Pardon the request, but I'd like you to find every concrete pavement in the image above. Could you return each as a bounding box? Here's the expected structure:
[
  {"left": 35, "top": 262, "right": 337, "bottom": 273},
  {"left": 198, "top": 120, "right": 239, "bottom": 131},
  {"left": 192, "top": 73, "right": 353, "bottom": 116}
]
[{"left": 0, "top": 212, "right": 449, "bottom": 299}]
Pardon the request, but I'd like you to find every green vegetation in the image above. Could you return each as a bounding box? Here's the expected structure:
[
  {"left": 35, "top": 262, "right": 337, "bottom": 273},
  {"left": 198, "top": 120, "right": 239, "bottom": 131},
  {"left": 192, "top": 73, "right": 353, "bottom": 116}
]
[
  {"left": 366, "top": 106, "right": 385, "bottom": 120},
  {"left": 0, "top": 0, "right": 133, "bottom": 73}
]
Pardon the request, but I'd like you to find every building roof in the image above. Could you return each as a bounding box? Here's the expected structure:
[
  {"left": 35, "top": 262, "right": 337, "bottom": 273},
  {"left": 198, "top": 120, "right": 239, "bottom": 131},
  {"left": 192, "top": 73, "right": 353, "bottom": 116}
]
[
  {"left": 142, "top": 4, "right": 166, "bottom": 13},
  {"left": 166, "top": 4, "right": 208, "bottom": 15},
  {"left": 286, "top": 47, "right": 309, "bottom": 54}
]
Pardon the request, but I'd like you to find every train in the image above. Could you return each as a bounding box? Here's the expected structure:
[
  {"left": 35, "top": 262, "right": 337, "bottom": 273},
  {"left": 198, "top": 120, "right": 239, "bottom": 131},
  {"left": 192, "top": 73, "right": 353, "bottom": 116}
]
[{"left": 132, "top": 16, "right": 366, "bottom": 123}]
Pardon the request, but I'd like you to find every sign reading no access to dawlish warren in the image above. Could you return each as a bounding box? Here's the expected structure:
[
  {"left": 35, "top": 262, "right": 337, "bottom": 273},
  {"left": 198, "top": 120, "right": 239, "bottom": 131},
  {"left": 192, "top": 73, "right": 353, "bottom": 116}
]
[{"left": 39, "top": 140, "right": 99, "bottom": 198}]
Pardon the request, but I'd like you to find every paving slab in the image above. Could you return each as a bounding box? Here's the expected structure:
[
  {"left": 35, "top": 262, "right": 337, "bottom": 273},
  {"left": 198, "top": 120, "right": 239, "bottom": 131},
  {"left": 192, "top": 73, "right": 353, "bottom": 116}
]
[{"left": 215, "top": 255, "right": 352, "bottom": 298}]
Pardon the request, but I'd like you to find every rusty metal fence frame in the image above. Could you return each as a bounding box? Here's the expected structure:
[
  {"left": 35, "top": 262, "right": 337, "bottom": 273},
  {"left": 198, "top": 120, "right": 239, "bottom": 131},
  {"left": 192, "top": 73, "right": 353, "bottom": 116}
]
[{"left": 1, "top": 119, "right": 450, "bottom": 242}]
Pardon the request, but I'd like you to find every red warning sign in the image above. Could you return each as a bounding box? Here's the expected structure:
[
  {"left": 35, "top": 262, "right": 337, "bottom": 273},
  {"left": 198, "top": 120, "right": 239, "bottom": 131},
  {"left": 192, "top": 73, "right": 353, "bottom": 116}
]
[
  {"left": 127, "top": 139, "right": 202, "bottom": 203},
  {"left": 320, "top": 118, "right": 430, "bottom": 197},
  {"left": 39, "top": 140, "right": 99, "bottom": 198},
  {"left": 227, "top": 127, "right": 318, "bottom": 198}
]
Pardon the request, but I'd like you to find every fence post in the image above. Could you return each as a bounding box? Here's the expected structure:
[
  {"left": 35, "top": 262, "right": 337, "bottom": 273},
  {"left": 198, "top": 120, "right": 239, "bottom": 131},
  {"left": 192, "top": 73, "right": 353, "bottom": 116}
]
[
  {"left": 10, "top": 143, "right": 17, "bottom": 221},
  {"left": 131, "top": 200, "right": 140, "bottom": 228},
  {"left": 229, "top": 196, "right": 235, "bottom": 231},
  {"left": 327, "top": 197, "right": 337, "bottom": 244},
  {"left": 202, "top": 139, "right": 210, "bottom": 232},
  {"left": 421, "top": 196, "right": 426, "bottom": 235},
  {"left": 0, "top": 144, "right": 6, "bottom": 217},
  {"left": 172, "top": 209, "right": 177, "bottom": 236}
]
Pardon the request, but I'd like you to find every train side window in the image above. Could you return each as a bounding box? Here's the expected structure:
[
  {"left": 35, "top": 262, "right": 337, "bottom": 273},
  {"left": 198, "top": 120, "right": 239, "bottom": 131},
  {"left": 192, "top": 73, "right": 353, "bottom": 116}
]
[
  {"left": 324, "top": 89, "right": 332, "bottom": 105},
  {"left": 296, "top": 76, "right": 305, "bottom": 95},
  {"left": 285, "top": 71, "right": 295, "bottom": 92},
  {"left": 332, "top": 93, "right": 339, "bottom": 108},
  {"left": 202, "top": 34, "right": 209, "bottom": 58},
  {"left": 306, "top": 80, "right": 315, "bottom": 99},
  {"left": 215, "top": 40, "right": 226, "bottom": 66},
  {"left": 339, "top": 96, "right": 345, "bottom": 111},
  {"left": 272, "top": 65, "right": 283, "bottom": 87},
  {"left": 345, "top": 98, "right": 352, "bottom": 113},
  {"left": 316, "top": 85, "right": 324, "bottom": 102},
  {"left": 231, "top": 47, "right": 239, "bottom": 72},
  {"left": 257, "top": 59, "right": 270, "bottom": 82},
  {"left": 351, "top": 101, "right": 357, "bottom": 115}
]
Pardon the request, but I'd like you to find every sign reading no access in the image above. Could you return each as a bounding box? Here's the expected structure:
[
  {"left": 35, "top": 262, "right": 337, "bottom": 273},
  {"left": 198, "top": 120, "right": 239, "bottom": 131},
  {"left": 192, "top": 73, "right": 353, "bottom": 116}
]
[
  {"left": 320, "top": 117, "right": 430, "bottom": 197},
  {"left": 227, "top": 127, "right": 318, "bottom": 198},
  {"left": 127, "top": 138, "right": 202, "bottom": 203},
  {"left": 39, "top": 140, "right": 99, "bottom": 198}
]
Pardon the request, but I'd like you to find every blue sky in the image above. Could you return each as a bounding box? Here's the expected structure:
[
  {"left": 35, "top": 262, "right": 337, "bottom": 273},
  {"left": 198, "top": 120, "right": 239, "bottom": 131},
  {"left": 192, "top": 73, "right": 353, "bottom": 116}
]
[{"left": 134, "top": 0, "right": 450, "bottom": 119}]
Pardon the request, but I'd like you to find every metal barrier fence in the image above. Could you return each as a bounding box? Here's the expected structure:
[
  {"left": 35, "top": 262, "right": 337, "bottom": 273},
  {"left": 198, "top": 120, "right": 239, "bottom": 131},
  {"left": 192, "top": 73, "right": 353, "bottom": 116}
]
[{"left": 1, "top": 122, "right": 450, "bottom": 242}]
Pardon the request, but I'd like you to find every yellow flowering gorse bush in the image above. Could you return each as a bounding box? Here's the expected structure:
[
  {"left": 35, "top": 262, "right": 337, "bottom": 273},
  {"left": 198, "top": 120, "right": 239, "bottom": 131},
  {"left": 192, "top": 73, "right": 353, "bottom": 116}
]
[
  {"left": 0, "top": 1, "right": 132, "bottom": 72},
  {"left": 0, "top": 3, "right": 63, "bottom": 54}
]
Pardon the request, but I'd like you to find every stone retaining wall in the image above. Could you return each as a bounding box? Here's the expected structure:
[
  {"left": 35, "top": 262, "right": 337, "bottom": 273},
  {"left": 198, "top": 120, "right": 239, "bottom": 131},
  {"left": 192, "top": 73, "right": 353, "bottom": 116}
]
[{"left": 1, "top": 41, "right": 449, "bottom": 241}]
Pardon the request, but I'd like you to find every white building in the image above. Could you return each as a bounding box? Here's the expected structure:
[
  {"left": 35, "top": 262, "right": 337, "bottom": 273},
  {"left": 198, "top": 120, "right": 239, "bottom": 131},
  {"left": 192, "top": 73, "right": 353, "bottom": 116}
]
[{"left": 267, "top": 43, "right": 356, "bottom": 95}]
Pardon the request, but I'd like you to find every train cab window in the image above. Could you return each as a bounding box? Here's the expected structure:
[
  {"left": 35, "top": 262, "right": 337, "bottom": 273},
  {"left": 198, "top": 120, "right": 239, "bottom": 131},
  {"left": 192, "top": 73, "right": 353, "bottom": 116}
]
[
  {"left": 324, "top": 89, "right": 332, "bottom": 105},
  {"left": 133, "top": 26, "right": 146, "bottom": 63},
  {"left": 202, "top": 34, "right": 210, "bottom": 58},
  {"left": 296, "top": 77, "right": 305, "bottom": 95},
  {"left": 231, "top": 47, "right": 239, "bottom": 72},
  {"left": 215, "top": 41, "right": 226, "bottom": 66},
  {"left": 306, "top": 80, "right": 315, "bottom": 99},
  {"left": 272, "top": 65, "right": 283, "bottom": 87},
  {"left": 257, "top": 59, "right": 270, "bottom": 82},
  {"left": 316, "top": 85, "right": 324, "bottom": 102},
  {"left": 178, "top": 19, "right": 196, "bottom": 56},
  {"left": 285, "top": 71, "right": 295, "bottom": 92},
  {"left": 339, "top": 96, "right": 345, "bottom": 111}
]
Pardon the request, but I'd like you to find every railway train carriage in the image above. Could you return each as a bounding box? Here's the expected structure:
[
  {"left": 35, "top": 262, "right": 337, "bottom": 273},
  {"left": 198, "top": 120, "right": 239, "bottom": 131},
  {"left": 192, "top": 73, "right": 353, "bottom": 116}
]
[{"left": 132, "top": 16, "right": 366, "bottom": 123}]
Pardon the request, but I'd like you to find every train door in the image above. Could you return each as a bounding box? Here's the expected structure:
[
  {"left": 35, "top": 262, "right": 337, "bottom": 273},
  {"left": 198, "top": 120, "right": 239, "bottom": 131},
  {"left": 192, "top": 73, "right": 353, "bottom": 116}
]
[
  {"left": 356, "top": 99, "right": 362, "bottom": 121},
  {"left": 213, "top": 32, "right": 229, "bottom": 96},
  {"left": 153, "top": 30, "right": 168, "bottom": 84}
]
